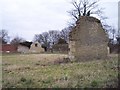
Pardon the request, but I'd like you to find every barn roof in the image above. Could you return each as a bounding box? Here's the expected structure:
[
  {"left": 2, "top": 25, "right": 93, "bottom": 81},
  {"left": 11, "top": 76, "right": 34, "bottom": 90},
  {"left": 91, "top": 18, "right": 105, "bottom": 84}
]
[{"left": 19, "top": 41, "right": 32, "bottom": 48}]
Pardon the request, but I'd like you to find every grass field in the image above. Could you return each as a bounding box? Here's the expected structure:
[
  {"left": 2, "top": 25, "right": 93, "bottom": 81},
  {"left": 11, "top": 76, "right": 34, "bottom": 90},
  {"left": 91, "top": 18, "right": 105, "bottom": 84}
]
[{"left": 1, "top": 53, "right": 118, "bottom": 88}]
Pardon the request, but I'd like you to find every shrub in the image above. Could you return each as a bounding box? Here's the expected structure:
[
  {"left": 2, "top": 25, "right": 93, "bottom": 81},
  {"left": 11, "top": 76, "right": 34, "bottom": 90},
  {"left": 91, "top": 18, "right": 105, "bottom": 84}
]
[
  {"left": 91, "top": 80, "right": 99, "bottom": 87},
  {"left": 20, "top": 77, "right": 26, "bottom": 82}
]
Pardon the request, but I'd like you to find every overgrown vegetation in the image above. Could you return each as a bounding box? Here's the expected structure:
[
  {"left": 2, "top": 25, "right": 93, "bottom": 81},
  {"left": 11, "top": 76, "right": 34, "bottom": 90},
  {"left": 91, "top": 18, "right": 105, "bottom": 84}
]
[{"left": 2, "top": 54, "right": 118, "bottom": 88}]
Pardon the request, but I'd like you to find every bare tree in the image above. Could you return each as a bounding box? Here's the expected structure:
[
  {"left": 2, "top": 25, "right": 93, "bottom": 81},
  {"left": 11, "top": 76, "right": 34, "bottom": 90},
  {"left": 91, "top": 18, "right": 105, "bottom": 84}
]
[
  {"left": 60, "top": 26, "right": 73, "bottom": 42},
  {"left": 68, "top": 0, "right": 107, "bottom": 22},
  {"left": 116, "top": 37, "right": 120, "bottom": 45},
  {"left": 48, "top": 30, "right": 60, "bottom": 45},
  {"left": 116, "top": 28, "right": 120, "bottom": 44},
  {"left": 111, "top": 27, "right": 116, "bottom": 41},
  {"left": 68, "top": 0, "right": 114, "bottom": 40},
  {"left": 0, "top": 29, "right": 9, "bottom": 44},
  {"left": 10, "top": 36, "right": 25, "bottom": 45},
  {"left": 103, "top": 24, "right": 117, "bottom": 45},
  {"left": 103, "top": 25, "right": 116, "bottom": 39}
]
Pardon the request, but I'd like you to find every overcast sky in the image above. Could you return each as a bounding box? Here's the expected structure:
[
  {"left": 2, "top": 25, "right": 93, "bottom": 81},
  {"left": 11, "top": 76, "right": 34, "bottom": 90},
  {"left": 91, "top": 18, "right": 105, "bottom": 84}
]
[{"left": 0, "top": 0, "right": 119, "bottom": 41}]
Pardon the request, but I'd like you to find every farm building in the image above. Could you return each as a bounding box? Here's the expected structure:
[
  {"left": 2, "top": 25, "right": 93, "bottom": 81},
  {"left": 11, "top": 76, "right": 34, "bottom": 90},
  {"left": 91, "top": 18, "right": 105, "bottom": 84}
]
[
  {"left": 52, "top": 38, "right": 68, "bottom": 53},
  {"left": 17, "top": 41, "right": 44, "bottom": 53},
  {"left": 29, "top": 41, "right": 44, "bottom": 53},
  {"left": 1, "top": 41, "right": 44, "bottom": 53},
  {"left": 0, "top": 44, "right": 17, "bottom": 53},
  {"left": 17, "top": 41, "right": 32, "bottom": 53},
  {"left": 69, "top": 16, "right": 108, "bottom": 61}
]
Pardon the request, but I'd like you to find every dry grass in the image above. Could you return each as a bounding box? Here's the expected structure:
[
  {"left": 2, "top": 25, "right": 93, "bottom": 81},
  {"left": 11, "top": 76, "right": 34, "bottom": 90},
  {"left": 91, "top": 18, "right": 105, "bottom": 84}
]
[{"left": 2, "top": 53, "right": 118, "bottom": 88}]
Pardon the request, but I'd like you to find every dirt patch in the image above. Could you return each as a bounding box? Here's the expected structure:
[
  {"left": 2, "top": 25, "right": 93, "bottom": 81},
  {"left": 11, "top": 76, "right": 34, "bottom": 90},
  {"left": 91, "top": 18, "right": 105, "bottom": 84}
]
[
  {"left": 4, "top": 65, "right": 31, "bottom": 71},
  {"left": 53, "top": 58, "right": 70, "bottom": 65}
]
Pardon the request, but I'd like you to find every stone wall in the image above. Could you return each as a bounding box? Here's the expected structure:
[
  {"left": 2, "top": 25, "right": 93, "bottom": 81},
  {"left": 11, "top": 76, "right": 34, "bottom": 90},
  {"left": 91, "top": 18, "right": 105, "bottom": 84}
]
[
  {"left": 52, "top": 38, "right": 69, "bottom": 53},
  {"left": 52, "top": 44, "right": 68, "bottom": 53},
  {"left": 17, "top": 45, "right": 29, "bottom": 53},
  {"left": 29, "top": 41, "right": 44, "bottom": 53},
  {"left": 69, "top": 16, "right": 108, "bottom": 61}
]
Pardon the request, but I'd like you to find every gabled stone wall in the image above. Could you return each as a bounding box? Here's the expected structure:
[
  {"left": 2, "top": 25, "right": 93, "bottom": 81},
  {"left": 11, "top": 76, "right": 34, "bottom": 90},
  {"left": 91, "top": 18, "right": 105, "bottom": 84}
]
[
  {"left": 29, "top": 41, "right": 44, "bottom": 53},
  {"left": 69, "top": 16, "right": 108, "bottom": 61}
]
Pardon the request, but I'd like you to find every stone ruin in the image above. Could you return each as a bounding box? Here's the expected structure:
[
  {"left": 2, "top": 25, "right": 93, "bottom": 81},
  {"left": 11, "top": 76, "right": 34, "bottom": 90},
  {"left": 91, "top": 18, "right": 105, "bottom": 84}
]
[
  {"left": 69, "top": 16, "right": 108, "bottom": 61},
  {"left": 52, "top": 38, "right": 68, "bottom": 53}
]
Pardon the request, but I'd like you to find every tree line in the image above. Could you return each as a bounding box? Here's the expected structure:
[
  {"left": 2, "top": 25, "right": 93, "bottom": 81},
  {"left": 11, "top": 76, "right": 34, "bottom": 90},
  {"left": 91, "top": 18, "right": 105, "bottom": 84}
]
[
  {"left": 0, "top": 26, "right": 73, "bottom": 50},
  {"left": 33, "top": 26, "right": 73, "bottom": 50}
]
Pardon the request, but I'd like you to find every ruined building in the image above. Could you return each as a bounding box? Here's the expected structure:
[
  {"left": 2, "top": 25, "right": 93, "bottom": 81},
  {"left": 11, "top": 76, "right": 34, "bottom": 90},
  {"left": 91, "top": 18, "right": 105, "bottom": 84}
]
[
  {"left": 69, "top": 16, "right": 108, "bottom": 61},
  {"left": 29, "top": 41, "right": 44, "bottom": 53},
  {"left": 52, "top": 38, "right": 68, "bottom": 53}
]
